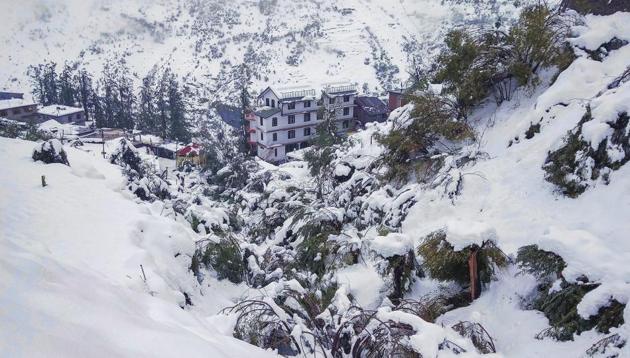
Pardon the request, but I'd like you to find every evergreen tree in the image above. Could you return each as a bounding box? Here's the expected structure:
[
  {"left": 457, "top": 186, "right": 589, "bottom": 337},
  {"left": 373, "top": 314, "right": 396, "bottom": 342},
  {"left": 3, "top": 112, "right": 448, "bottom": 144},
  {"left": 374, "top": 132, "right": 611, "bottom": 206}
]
[
  {"left": 166, "top": 72, "right": 190, "bottom": 142},
  {"left": 75, "top": 69, "right": 94, "bottom": 122},
  {"left": 28, "top": 62, "right": 59, "bottom": 106},
  {"left": 92, "top": 90, "right": 106, "bottom": 128},
  {"left": 156, "top": 70, "right": 170, "bottom": 139},
  {"left": 58, "top": 63, "right": 76, "bottom": 106},
  {"left": 138, "top": 71, "right": 157, "bottom": 133}
]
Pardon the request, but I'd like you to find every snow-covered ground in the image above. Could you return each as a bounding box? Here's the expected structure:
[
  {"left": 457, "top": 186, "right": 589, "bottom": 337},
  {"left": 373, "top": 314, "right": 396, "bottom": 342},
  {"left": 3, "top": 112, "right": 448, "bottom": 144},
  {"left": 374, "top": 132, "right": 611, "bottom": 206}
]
[{"left": 0, "top": 137, "right": 277, "bottom": 357}]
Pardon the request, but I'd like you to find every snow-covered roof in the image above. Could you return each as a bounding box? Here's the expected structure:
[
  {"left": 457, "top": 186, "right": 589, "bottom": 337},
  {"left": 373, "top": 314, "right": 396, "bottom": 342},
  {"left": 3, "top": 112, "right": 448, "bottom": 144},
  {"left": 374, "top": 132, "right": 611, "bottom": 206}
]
[
  {"left": 0, "top": 98, "right": 36, "bottom": 111},
  {"left": 38, "top": 105, "right": 84, "bottom": 117},
  {"left": 355, "top": 96, "right": 388, "bottom": 115}
]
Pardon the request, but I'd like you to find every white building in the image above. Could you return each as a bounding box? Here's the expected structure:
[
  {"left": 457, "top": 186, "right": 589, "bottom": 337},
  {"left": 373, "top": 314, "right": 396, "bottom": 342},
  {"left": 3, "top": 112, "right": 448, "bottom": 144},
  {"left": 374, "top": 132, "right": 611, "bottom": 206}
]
[
  {"left": 38, "top": 105, "right": 85, "bottom": 125},
  {"left": 252, "top": 83, "right": 357, "bottom": 163}
]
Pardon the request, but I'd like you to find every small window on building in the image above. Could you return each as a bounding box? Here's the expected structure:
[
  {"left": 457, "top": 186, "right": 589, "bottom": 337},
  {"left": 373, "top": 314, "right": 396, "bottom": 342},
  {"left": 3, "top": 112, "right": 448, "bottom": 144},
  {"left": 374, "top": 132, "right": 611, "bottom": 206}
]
[
  {"left": 260, "top": 132, "right": 264, "bottom": 140},
  {"left": 329, "top": 97, "right": 335, "bottom": 105},
  {"left": 304, "top": 127, "right": 311, "bottom": 136},
  {"left": 272, "top": 117, "right": 277, "bottom": 126},
  {"left": 288, "top": 115, "right": 295, "bottom": 124},
  {"left": 343, "top": 95, "right": 350, "bottom": 102},
  {"left": 274, "top": 148, "right": 278, "bottom": 157},
  {"left": 317, "top": 111, "right": 323, "bottom": 120},
  {"left": 266, "top": 98, "right": 270, "bottom": 106},
  {"left": 288, "top": 129, "right": 295, "bottom": 139},
  {"left": 273, "top": 133, "right": 277, "bottom": 141},
  {"left": 271, "top": 99, "right": 276, "bottom": 108},
  {"left": 343, "top": 120, "right": 349, "bottom": 129},
  {"left": 304, "top": 100, "right": 311, "bottom": 108},
  {"left": 343, "top": 107, "right": 350, "bottom": 116},
  {"left": 260, "top": 117, "right": 263, "bottom": 126},
  {"left": 304, "top": 113, "right": 310, "bottom": 122},
  {"left": 288, "top": 102, "right": 295, "bottom": 110},
  {"left": 0, "top": 111, "right": 6, "bottom": 116}
]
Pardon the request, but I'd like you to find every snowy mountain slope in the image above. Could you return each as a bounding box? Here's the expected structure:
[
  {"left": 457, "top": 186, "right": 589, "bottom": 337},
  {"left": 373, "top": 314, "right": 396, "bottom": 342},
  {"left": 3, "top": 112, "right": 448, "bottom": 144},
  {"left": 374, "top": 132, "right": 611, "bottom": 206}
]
[
  {"left": 0, "top": 137, "right": 277, "bottom": 357},
  {"left": 1, "top": 0, "right": 531, "bottom": 101},
  {"left": 323, "top": 12, "right": 630, "bottom": 356}
]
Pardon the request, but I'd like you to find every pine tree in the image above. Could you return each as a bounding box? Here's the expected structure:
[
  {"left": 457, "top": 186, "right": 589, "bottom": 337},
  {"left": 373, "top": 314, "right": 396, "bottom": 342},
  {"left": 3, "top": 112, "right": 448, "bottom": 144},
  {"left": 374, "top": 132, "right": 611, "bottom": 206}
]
[
  {"left": 75, "top": 69, "right": 94, "bottom": 122},
  {"left": 166, "top": 72, "right": 190, "bottom": 142},
  {"left": 92, "top": 89, "right": 106, "bottom": 128},
  {"left": 58, "top": 63, "right": 76, "bottom": 106},
  {"left": 156, "top": 71, "right": 170, "bottom": 139},
  {"left": 138, "top": 71, "right": 157, "bottom": 133}
]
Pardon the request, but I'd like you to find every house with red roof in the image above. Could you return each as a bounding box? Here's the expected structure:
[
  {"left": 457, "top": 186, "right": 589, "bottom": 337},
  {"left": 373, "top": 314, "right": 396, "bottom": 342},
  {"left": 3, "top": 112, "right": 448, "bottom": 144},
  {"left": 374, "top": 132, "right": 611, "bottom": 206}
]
[{"left": 176, "top": 143, "right": 205, "bottom": 167}]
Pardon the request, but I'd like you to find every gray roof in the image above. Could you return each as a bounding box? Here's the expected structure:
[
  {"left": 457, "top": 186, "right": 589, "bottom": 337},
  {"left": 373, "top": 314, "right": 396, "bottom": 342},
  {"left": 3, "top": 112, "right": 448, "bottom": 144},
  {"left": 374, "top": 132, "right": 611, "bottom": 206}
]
[
  {"left": 254, "top": 107, "right": 281, "bottom": 118},
  {"left": 355, "top": 96, "right": 388, "bottom": 115}
]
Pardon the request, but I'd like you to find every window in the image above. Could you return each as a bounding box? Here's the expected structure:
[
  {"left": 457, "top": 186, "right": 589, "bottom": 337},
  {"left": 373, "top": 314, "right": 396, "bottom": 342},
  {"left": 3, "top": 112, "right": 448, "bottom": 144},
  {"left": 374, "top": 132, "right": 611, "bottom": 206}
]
[
  {"left": 271, "top": 99, "right": 276, "bottom": 108},
  {"left": 13, "top": 109, "right": 21, "bottom": 115},
  {"left": 260, "top": 132, "right": 264, "bottom": 140},
  {"left": 288, "top": 129, "right": 295, "bottom": 139},
  {"left": 0, "top": 111, "right": 6, "bottom": 116},
  {"left": 286, "top": 143, "right": 298, "bottom": 152},
  {"left": 274, "top": 148, "right": 278, "bottom": 157},
  {"left": 288, "top": 115, "right": 295, "bottom": 124},
  {"left": 329, "top": 97, "right": 335, "bottom": 105},
  {"left": 343, "top": 107, "right": 350, "bottom": 116},
  {"left": 343, "top": 120, "right": 349, "bottom": 129},
  {"left": 304, "top": 127, "right": 311, "bottom": 136},
  {"left": 304, "top": 100, "right": 311, "bottom": 108},
  {"left": 272, "top": 117, "right": 277, "bottom": 126},
  {"left": 265, "top": 98, "right": 270, "bottom": 106},
  {"left": 273, "top": 133, "right": 277, "bottom": 141},
  {"left": 260, "top": 117, "right": 263, "bottom": 126},
  {"left": 304, "top": 113, "right": 310, "bottom": 122},
  {"left": 288, "top": 102, "right": 295, "bottom": 110},
  {"left": 344, "top": 95, "right": 350, "bottom": 102},
  {"left": 317, "top": 111, "right": 323, "bottom": 120}
]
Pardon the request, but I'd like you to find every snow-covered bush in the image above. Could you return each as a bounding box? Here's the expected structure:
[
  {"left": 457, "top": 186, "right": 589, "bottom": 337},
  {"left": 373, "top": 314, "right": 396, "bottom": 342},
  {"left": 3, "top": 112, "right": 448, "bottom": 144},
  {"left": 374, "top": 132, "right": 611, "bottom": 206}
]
[
  {"left": 109, "top": 138, "right": 172, "bottom": 201},
  {"left": 544, "top": 105, "right": 630, "bottom": 197},
  {"left": 192, "top": 235, "right": 245, "bottom": 284},
  {"left": 32, "top": 139, "right": 69, "bottom": 166}
]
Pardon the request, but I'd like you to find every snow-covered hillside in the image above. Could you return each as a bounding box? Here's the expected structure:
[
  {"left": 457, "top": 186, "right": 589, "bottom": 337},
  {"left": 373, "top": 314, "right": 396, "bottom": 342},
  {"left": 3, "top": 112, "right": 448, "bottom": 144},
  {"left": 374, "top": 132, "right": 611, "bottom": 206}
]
[
  {"left": 0, "top": 137, "right": 277, "bottom": 357},
  {"left": 3, "top": 2, "right": 630, "bottom": 358},
  {"left": 1, "top": 0, "right": 529, "bottom": 101}
]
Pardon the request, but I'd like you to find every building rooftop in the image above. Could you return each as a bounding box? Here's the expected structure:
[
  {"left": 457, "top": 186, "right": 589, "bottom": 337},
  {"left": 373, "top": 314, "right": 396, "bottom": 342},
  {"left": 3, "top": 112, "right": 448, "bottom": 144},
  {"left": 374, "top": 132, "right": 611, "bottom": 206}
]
[
  {"left": 38, "top": 105, "right": 84, "bottom": 117},
  {"left": 355, "top": 96, "right": 389, "bottom": 115},
  {"left": 0, "top": 98, "right": 36, "bottom": 111},
  {"left": 322, "top": 82, "right": 357, "bottom": 95},
  {"left": 254, "top": 107, "right": 282, "bottom": 118}
]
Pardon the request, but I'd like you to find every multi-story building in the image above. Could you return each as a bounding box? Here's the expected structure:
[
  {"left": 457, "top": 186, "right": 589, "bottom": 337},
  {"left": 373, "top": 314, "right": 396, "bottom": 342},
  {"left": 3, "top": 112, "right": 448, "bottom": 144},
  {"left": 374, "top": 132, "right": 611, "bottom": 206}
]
[
  {"left": 321, "top": 82, "right": 358, "bottom": 133},
  {"left": 252, "top": 83, "right": 358, "bottom": 163}
]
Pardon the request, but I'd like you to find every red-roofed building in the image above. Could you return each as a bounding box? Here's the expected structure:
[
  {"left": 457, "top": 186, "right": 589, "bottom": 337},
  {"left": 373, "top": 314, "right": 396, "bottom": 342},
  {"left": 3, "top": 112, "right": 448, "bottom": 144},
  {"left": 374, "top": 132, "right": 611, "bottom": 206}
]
[{"left": 176, "top": 143, "right": 205, "bottom": 167}]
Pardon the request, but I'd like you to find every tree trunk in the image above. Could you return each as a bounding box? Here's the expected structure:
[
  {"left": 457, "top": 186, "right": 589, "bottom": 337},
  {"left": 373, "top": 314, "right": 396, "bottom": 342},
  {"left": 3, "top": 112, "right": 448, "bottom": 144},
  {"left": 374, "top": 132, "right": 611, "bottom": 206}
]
[{"left": 468, "top": 246, "right": 481, "bottom": 301}]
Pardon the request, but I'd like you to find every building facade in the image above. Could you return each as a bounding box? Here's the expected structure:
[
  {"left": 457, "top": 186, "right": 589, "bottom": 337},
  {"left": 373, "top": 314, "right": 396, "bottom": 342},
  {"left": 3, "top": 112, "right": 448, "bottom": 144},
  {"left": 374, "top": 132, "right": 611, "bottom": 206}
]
[
  {"left": 251, "top": 84, "right": 358, "bottom": 163},
  {"left": 37, "top": 105, "right": 85, "bottom": 125},
  {"left": 0, "top": 98, "right": 38, "bottom": 123}
]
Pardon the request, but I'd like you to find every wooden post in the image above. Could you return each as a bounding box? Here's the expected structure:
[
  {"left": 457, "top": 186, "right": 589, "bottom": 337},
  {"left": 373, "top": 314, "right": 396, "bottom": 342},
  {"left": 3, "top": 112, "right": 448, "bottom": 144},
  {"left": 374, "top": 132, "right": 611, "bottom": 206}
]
[
  {"left": 41, "top": 175, "right": 47, "bottom": 187},
  {"left": 101, "top": 129, "right": 105, "bottom": 158},
  {"left": 140, "top": 264, "right": 147, "bottom": 282},
  {"left": 468, "top": 246, "right": 481, "bottom": 301}
]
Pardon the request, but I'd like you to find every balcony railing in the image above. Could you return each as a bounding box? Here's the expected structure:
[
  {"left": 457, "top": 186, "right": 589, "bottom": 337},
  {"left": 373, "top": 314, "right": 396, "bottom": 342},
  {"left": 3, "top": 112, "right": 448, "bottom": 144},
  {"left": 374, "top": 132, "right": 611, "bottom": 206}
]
[
  {"left": 280, "top": 89, "right": 316, "bottom": 99},
  {"left": 324, "top": 84, "right": 357, "bottom": 94}
]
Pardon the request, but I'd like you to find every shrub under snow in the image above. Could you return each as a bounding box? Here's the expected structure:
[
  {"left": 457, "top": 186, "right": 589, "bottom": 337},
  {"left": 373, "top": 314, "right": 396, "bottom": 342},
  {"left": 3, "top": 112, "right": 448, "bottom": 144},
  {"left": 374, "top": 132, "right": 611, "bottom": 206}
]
[{"left": 32, "top": 139, "right": 70, "bottom": 166}]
